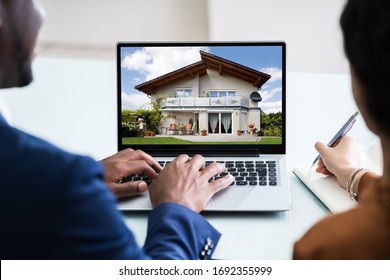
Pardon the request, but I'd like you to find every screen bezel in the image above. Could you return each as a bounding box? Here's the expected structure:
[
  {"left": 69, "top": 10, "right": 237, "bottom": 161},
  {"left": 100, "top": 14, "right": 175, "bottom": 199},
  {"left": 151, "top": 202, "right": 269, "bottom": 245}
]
[{"left": 117, "top": 41, "right": 286, "bottom": 156}]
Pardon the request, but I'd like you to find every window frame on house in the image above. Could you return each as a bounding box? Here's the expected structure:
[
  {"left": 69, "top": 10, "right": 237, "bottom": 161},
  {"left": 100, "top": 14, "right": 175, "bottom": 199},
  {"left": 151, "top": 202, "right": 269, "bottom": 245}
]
[
  {"left": 209, "top": 90, "right": 236, "bottom": 98},
  {"left": 175, "top": 88, "right": 193, "bottom": 98},
  {"left": 208, "top": 112, "right": 232, "bottom": 134}
]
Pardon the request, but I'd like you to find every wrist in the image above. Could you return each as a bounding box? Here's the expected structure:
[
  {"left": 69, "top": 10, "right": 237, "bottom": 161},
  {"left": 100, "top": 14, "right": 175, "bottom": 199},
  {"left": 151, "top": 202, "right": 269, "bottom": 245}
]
[
  {"left": 345, "top": 168, "right": 370, "bottom": 201},
  {"left": 339, "top": 166, "right": 361, "bottom": 189}
]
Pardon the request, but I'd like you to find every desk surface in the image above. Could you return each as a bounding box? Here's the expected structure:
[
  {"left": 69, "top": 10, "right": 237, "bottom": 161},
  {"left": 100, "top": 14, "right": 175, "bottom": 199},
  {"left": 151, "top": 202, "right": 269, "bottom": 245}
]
[{"left": 0, "top": 55, "right": 378, "bottom": 259}]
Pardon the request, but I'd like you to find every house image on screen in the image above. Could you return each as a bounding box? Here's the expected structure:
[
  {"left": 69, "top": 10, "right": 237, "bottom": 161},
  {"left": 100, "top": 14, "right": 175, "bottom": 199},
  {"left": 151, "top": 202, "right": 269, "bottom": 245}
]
[{"left": 135, "top": 51, "right": 271, "bottom": 135}]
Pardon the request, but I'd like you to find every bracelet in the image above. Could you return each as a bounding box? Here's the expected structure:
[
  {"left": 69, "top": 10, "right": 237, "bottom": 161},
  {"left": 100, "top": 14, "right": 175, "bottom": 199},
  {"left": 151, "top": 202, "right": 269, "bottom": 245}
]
[
  {"left": 349, "top": 168, "right": 369, "bottom": 200},
  {"left": 345, "top": 168, "right": 369, "bottom": 200},
  {"left": 345, "top": 168, "right": 362, "bottom": 193}
]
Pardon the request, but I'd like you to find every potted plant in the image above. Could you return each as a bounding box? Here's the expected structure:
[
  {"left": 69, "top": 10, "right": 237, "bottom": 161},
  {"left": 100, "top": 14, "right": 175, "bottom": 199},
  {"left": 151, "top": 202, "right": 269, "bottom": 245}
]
[
  {"left": 248, "top": 124, "right": 256, "bottom": 135},
  {"left": 144, "top": 130, "right": 152, "bottom": 137},
  {"left": 200, "top": 129, "right": 207, "bottom": 136}
]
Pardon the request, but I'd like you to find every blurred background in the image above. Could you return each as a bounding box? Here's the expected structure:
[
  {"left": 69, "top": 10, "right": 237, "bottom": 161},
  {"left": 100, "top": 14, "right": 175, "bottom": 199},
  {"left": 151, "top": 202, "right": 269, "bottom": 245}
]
[{"left": 38, "top": 0, "right": 348, "bottom": 73}]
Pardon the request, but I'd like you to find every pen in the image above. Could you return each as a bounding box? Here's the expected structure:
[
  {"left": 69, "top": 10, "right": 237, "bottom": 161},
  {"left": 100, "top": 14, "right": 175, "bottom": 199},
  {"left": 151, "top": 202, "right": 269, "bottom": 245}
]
[{"left": 311, "top": 111, "right": 359, "bottom": 167}]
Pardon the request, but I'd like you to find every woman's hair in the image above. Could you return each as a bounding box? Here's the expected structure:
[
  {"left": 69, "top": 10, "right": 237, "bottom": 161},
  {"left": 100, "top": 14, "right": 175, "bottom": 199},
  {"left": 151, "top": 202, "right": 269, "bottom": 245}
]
[{"left": 340, "top": 0, "right": 390, "bottom": 135}]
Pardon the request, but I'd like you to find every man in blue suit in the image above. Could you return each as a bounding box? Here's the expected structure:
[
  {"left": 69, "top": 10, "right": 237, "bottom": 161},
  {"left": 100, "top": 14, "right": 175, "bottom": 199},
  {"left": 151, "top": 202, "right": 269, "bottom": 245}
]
[{"left": 0, "top": 0, "right": 233, "bottom": 259}]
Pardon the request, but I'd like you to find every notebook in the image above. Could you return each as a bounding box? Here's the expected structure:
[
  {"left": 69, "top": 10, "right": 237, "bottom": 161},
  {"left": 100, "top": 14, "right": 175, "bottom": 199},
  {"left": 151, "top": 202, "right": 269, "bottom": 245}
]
[
  {"left": 116, "top": 42, "right": 291, "bottom": 212},
  {"left": 293, "top": 141, "right": 383, "bottom": 213}
]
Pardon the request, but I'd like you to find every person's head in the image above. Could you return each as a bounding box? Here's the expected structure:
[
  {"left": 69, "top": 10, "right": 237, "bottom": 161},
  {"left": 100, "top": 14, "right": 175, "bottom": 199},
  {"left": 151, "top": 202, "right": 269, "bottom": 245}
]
[
  {"left": 340, "top": 0, "right": 390, "bottom": 137},
  {"left": 0, "top": 0, "right": 44, "bottom": 89}
]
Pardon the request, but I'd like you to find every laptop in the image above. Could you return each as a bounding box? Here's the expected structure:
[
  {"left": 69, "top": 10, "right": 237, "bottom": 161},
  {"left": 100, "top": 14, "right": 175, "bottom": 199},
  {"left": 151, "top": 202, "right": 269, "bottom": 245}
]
[{"left": 116, "top": 42, "right": 291, "bottom": 211}]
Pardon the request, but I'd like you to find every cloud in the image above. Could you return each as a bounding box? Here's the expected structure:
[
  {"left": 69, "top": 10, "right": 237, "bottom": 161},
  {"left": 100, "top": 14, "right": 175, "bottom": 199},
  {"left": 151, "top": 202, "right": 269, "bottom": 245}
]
[
  {"left": 122, "top": 47, "right": 208, "bottom": 82},
  {"left": 260, "top": 67, "right": 282, "bottom": 83},
  {"left": 260, "top": 101, "right": 282, "bottom": 114},
  {"left": 259, "top": 87, "right": 282, "bottom": 102},
  {"left": 121, "top": 91, "right": 151, "bottom": 110}
]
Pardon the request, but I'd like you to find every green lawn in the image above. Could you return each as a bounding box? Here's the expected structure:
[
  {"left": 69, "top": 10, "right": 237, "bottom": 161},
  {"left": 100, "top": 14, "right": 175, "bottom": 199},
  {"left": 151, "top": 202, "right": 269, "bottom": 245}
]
[{"left": 122, "top": 137, "right": 282, "bottom": 145}]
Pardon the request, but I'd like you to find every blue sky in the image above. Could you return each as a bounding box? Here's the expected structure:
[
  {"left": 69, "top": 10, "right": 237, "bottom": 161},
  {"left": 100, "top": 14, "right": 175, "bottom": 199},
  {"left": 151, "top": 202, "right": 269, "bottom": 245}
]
[{"left": 120, "top": 45, "right": 283, "bottom": 113}]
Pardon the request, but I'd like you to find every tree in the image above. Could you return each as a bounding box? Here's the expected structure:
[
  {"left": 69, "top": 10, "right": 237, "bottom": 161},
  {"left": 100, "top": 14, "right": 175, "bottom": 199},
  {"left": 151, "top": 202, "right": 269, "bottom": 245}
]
[{"left": 259, "top": 110, "right": 282, "bottom": 137}]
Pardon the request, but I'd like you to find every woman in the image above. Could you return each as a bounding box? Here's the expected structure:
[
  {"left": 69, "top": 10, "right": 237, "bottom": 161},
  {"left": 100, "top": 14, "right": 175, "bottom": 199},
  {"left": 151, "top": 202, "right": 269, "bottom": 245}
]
[{"left": 293, "top": 0, "right": 390, "bottom": 259}]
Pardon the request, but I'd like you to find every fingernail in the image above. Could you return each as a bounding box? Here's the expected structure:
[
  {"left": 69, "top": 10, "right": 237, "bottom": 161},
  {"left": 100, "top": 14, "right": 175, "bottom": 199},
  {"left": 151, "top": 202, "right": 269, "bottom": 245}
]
[{"left": 138, "top": 182, "right": 147, "bottom": 191}]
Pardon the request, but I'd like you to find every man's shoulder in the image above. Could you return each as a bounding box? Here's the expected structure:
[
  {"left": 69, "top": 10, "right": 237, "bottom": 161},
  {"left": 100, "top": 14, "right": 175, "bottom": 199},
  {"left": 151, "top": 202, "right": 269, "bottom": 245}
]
[{"left": 0, "top": 123, "right": 102, "bottom": 189}]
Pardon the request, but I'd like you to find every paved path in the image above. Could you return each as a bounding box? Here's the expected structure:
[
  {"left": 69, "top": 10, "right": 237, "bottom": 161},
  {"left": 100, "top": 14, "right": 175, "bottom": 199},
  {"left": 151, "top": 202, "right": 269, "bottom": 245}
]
[{"left": 157, "top": 134, "right": 260, "bottom": 142}]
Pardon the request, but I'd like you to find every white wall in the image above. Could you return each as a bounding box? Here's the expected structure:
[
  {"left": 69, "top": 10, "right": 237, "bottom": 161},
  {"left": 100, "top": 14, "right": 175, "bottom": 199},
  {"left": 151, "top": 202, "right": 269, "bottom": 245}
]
[
  {"left": 38, "top": 0, "right": 209, "bottom": 54},
  {"left": 208, "top": 0, "right": 349, "bottom": 73},
  {"left": 38, "top": 0, "right": 348, "bottom": 73}
]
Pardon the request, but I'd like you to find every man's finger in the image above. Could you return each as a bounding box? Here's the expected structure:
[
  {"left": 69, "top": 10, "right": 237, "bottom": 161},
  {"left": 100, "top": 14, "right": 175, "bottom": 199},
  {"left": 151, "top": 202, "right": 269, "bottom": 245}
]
[
  {"left": 201, "top": 162, "right": 226, "bottom": 179},
  {"left": 209, "top": 174, "right": 234, "bottom": 194},
  {"left": 110, "top": 181, "right": 148, "bottom": 198},
  {"left": 120, "top": 160, "right": 160, "bottom": 179}
]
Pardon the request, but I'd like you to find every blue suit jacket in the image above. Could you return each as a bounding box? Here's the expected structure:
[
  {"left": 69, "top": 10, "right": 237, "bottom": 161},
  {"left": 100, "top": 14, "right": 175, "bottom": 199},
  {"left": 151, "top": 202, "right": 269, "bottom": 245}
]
[{"left": 0, "top": 114, "right": 220, "bottom": 259}]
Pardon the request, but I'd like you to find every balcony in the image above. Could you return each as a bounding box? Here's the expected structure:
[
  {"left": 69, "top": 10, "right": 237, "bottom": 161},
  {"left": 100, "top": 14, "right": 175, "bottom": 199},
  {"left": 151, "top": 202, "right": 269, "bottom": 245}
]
[{"left": 160, "top": 96, "right": 249, "bottom": 109}]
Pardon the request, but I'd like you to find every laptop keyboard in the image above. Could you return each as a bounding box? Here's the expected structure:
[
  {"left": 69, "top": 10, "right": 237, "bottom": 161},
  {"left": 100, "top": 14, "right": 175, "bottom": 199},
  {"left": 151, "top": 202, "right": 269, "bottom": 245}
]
[
  {"left": 206, "top": 160, "right": 278, "bottom": 187},
  {"left": 121, "top": 160, "right": 278, "bottom": 187}
]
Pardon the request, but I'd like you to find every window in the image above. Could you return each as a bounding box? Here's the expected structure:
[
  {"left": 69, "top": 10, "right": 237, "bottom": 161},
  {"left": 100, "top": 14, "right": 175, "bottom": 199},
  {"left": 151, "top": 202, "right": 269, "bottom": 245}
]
[
  {"left": 208, "top": 112, "right": 232, "bottom": 134},
  {"left": 209, "top": 90, "right": 236, "bottom": 97},
  {"left": 175, "top": 89, "right": 192, "bottom": 98}
]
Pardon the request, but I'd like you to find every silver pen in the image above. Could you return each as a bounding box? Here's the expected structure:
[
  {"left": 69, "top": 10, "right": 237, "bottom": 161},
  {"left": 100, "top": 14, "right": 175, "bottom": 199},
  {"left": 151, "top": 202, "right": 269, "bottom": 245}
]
[{"left": 311, "top": 111, "right": 359, "bottom": 167}]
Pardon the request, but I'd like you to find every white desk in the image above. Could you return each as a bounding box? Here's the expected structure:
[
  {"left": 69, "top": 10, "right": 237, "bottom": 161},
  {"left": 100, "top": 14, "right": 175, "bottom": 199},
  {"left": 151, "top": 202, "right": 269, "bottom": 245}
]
[{"left": 0, "top": 55, "right": 378, "bottom": 259}]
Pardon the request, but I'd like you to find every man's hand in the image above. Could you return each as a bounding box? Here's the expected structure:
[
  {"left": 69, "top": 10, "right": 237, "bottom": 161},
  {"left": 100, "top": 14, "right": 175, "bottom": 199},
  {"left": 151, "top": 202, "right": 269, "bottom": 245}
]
[
  {"left": 100, "top": 148, "right": 162, "bottom": 198},
  {"left": 148, "top": 154, "right": 234, "bottom": 213},
  {"left": 315, "top": 135, "right": 362, "bottom": 188}
]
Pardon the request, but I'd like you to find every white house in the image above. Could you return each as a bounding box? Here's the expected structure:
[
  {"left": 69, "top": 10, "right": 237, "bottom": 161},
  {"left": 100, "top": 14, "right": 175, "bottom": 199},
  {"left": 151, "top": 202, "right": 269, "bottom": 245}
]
[{"left": 135, "top": 51, "right": 270, "bottom": 135}]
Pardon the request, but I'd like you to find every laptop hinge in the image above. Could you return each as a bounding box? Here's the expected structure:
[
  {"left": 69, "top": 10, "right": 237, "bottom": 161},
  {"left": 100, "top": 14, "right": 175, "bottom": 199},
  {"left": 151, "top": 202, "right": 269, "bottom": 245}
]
[{"left": 147, "top": 149, "right": 260, "bottom": 157}]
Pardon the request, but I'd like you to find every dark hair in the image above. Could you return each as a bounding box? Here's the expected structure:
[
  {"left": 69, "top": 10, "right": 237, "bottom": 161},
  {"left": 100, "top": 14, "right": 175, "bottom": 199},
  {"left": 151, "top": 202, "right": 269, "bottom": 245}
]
[{"left": 340, "top": 0, "right": 390, "bottom": 135}]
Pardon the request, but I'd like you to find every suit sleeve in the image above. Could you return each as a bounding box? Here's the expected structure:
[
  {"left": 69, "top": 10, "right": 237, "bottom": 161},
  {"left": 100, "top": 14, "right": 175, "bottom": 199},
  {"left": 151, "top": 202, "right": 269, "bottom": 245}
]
[
  {"left": 58, "top": 157, "right": 221, "bottom": 260},
  {"left": 144, "top": 203, "right": 221, "bottom": 260}
]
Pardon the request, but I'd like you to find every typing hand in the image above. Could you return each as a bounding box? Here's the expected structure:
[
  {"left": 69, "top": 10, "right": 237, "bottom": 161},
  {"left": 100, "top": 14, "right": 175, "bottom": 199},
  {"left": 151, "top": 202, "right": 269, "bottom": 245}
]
[
  {"left": 100, "top": 148, "right": 162, "bottom": 198},
  {"left": 149, "top": 154, "right": 234, "bottom": 213},
  {"left": 315, "top": 135, "right": 362, "bottom": 188}
]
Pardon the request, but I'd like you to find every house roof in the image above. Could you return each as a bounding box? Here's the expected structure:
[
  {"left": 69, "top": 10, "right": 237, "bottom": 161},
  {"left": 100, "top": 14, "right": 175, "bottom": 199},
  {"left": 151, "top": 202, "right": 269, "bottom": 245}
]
[{"left": 135, "top": 50, "right": 271, "bottom": 95}]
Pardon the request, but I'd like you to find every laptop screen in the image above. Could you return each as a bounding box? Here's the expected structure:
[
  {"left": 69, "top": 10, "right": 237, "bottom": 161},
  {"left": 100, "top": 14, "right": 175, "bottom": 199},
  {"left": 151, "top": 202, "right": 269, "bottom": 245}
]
[{"left": 117, "top": 42, "right": 286, "bottom": 156}]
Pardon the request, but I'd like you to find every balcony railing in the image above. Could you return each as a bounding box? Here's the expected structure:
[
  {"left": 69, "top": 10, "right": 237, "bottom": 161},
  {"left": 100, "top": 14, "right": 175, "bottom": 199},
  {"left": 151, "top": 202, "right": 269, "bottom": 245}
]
[{"left": 160, "top": 96, "right": 250, "bottom": 109}]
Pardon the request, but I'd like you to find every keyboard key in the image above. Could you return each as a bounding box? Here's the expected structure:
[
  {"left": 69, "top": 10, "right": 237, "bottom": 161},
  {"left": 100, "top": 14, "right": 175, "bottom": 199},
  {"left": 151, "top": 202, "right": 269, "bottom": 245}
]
[
  {"left": 245, "top": 163, "right": 254, "bottom": 168},
  {"left": 257, "top": 169, "right": 267, "bottom": 176},
  {"left": 269, "top": 172, "right": 277, "bottom": 176},
  {"left": 238, "top": 168, "right": 246, "bottom": 172},
  {"left": 259, "top": 176, "right": 267, "bottom": 181},
  {"left": 249, "top": 172, "right": 258, "bottom": 176},
  {"left": 247, "top": 168, "right": 255, "bottom": 172},
  {"left": 268, "top": 163, "right": 276, "bottom": 167},
  {"left": 269, "top": 177, "right": 277, "bottom": 181},
  {"left": 269, "top": 182, "right": 277, "bottom": 186},
  {"left": 268, "top": 168, "right": 276, "bottom": 172},
  {"left": 236, "top": 177, "right": 245, "bottom": 181},
  {"left": 256, "top": 163, "right": 267, "bottom": 167},
  {"left": 247, "top": 176, "right": 257, "bottom": 181},
  {"left": 236, "top": 181, "right": 248, "bottom": 186},
  {"left": 236, "top": 163, "right": 244, "bottom": 168},
  {"left": 249, "top": 181, "right": 258, "bottom": 186},
  {"left": 240, "top": 172, "right": 248, "bottom": 177},
  {"left": 259, "top": 182, "right": 267, "bottom": 186}
]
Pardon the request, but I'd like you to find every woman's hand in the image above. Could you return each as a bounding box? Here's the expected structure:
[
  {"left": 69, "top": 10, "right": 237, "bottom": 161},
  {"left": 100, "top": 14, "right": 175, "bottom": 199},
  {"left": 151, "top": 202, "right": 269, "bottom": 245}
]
[{"left": 315, "top": 135, "right": 362, "bottom": 188}]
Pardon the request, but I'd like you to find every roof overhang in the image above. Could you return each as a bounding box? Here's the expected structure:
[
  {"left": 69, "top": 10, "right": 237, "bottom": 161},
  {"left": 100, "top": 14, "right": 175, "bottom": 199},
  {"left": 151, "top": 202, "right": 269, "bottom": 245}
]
[{"left": 135, "top": 51, "right": 271, "bottom": 95}]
